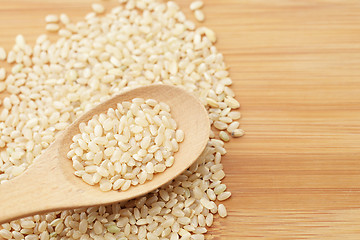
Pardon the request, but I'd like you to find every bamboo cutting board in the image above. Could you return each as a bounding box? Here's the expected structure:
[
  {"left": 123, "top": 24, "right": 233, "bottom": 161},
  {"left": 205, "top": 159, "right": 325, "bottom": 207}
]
[{"left": 1, "top": 0, "right": 360, "bottom": 239}]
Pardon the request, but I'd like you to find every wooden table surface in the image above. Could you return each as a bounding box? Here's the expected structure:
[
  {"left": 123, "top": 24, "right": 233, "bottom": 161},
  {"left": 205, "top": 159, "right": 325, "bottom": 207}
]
[{"left": 1, "top": 0, "right": 360, "bottom": 239}]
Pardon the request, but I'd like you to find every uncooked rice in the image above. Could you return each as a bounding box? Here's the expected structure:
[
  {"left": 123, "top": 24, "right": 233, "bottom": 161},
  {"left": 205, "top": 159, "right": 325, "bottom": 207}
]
[
  {"left": 45, "top": 23, "right": 60, "bottom": 32},
  {"left": 194, "top": 10, "right": 205, "bottom": 22},
  {"left": 0, "top": 47, "right": 6, "bottom": 61},
  {"left": 92, "top": 3, "right": 106, "bottom": 14},
  {"left": 68, "top": 99, "right": 183, "bottom": 191},
  {"left": 189, "top": 1, "right": 204, "bottom": 11},
  {"left": 0, "top": 0, "right": 244, "bottom": 239},
  {"left": 218, "top": 204, "right": 227, "bottom": 218},
  {"left": 45, "top": 15, "right": 59, "bottom": 23}
]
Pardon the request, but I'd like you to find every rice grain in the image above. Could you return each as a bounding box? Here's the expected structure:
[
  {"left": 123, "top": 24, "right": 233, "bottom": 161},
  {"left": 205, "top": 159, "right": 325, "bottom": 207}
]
[
  {"left": 194, "top": 10, "right": 205, "bottom": 22},
  {"left": 45, "top": 23, "right": 59, "bottom": 32},
  {"left": 92, "top": 3, "right": 105, "bottom": 14},
  {"left": 190, "top": 1, "right": 204, "bottom": 11},
  {"left": 0, "top": 47, "right": 6, "bottom": 61},
  {"left": 0, "top": 0, "right": 242, "bottom": 238},
  {"left": 218, "top": 204, "right": 227, "bottom": 217},
  {"left": 45, "top": 14, "right": 59, "bottom": 23}
]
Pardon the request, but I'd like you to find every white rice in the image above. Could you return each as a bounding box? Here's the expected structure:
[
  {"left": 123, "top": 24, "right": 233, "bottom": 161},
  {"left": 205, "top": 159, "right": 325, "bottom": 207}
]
[
  {"left": 68, "top": 99, "right": 183, "bottom": 191},
  {"left": 0, "top": 0, "right": 243, "bottom": 238}
]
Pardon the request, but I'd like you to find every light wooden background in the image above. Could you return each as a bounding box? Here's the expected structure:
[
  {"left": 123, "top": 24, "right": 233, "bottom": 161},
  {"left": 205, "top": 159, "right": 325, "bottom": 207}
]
[{"left": 1, "top": 0, "right": 360, "bottom": 239}]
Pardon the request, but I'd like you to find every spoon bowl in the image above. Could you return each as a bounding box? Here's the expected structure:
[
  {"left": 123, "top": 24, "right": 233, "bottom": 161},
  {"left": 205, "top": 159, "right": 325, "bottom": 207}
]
[{"left": 0, "top": 84, "right": 210, "bottom": 224}]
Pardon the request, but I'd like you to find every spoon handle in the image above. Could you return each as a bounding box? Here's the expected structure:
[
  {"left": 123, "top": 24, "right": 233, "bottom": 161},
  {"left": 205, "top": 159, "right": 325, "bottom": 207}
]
[{"left": 0, "top": 145, "right": 67, "bottom": 224}]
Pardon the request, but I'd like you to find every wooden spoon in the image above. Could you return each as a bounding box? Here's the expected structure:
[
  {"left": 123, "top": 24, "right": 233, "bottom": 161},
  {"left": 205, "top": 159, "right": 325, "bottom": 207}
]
[{"left": 0, "top": 84, "right": 210, "bottom": 224}]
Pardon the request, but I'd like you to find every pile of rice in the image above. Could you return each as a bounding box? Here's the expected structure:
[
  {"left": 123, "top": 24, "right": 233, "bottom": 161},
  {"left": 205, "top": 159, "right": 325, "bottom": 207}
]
[
  {"left": 68, "top": 99, "right": 184, "bottom": 192},
  {"left": 0, "top": 0, "right": 243, "bottom": 239}
]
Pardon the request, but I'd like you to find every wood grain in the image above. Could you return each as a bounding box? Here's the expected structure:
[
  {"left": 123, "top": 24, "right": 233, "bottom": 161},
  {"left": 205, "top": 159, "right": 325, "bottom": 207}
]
[{"left": 1, "top": 0, "right": 360, "bottom": 239}]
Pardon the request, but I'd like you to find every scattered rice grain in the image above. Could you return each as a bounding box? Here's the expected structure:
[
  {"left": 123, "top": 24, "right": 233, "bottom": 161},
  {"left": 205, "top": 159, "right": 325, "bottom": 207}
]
[
  {"left": 194, "top": 10, "right": 205, "bottom": 22},
  {"left": 219, "top": 131, "right": 229, "bottom": 142},
  {"left": 217, "top": 191, "right": 232, "bottom": 201},
  {"left": 190, "top": 1, "right": 204, "bottom": 11},
  {"left": 45, "top": 23, "right": 59, "bottom": 32},
  {"left": 0, "top": 47, "right": 6, "bottom": 61},
  {"left": 231, "top": 129, "right": 245, "bottom": 137},
  {"left": 218, "top": 204, "right": 227, "bottom": 217},
  {"left": 45, "top": 14, "right": 59, "bottom": 23},
  {"left": 92, "top": 3, "right": 105, "bottom": 14}
]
